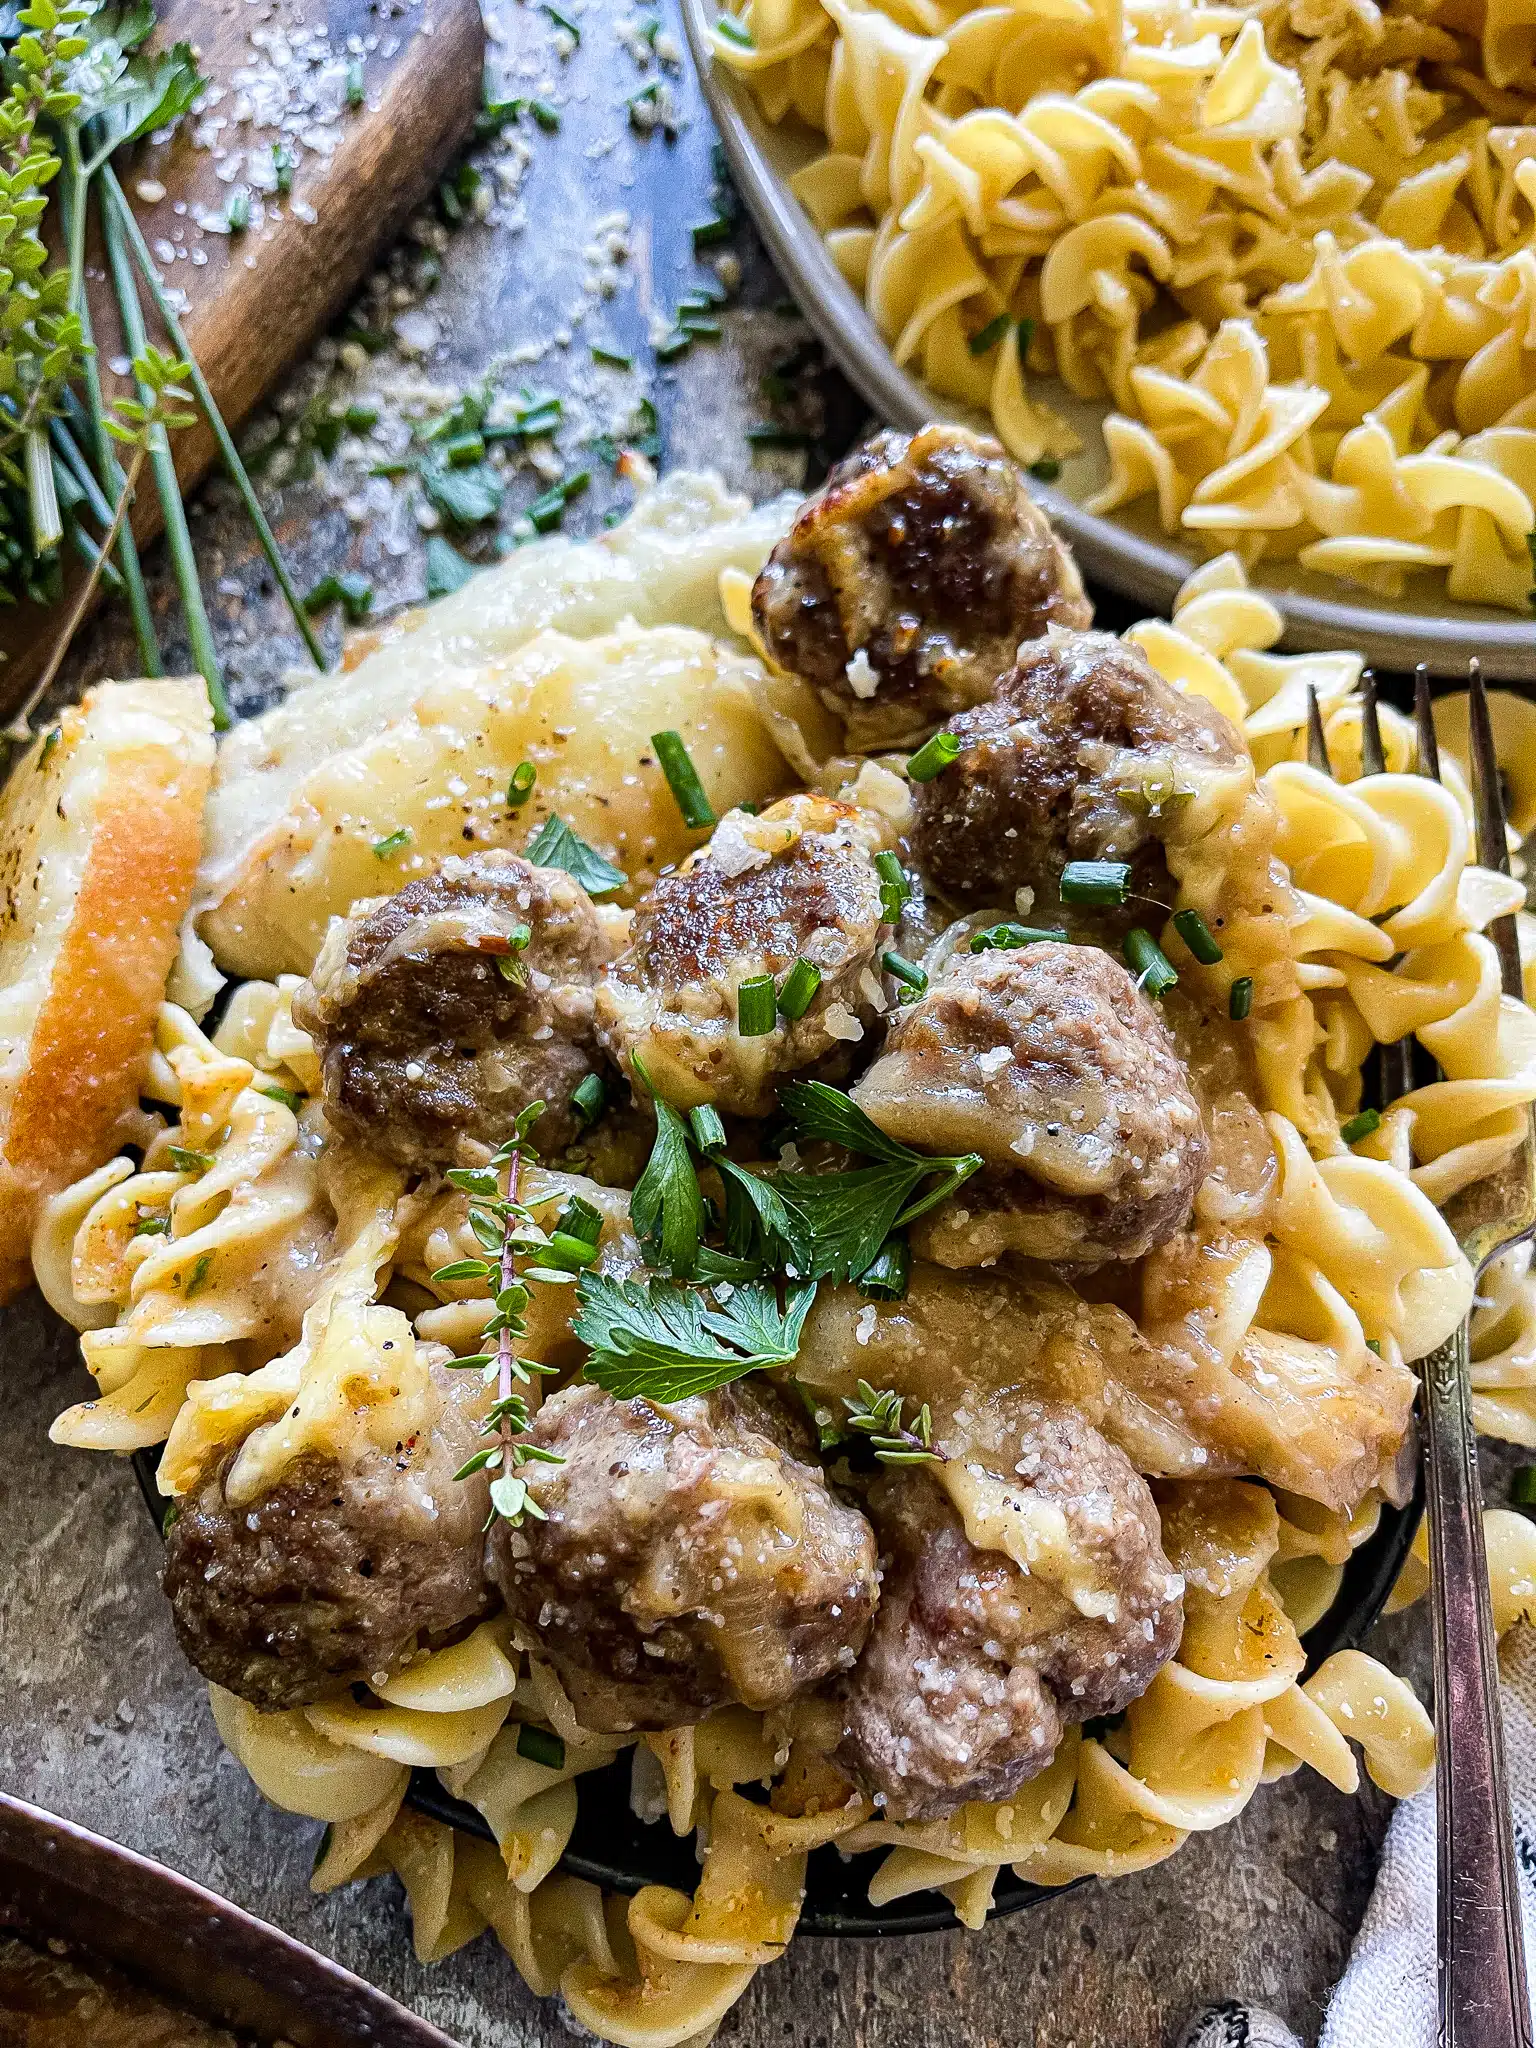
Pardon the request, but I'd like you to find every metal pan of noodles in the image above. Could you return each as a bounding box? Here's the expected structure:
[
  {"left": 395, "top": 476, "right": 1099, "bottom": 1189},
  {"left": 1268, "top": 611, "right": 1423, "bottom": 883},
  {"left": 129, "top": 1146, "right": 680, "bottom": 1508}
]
[
  {"left": 0, "top": 1790, "right": 457, "bottom": 2046},
  {"left": 132, "top": 1447, "right": 1425, "bottom": 1939}
]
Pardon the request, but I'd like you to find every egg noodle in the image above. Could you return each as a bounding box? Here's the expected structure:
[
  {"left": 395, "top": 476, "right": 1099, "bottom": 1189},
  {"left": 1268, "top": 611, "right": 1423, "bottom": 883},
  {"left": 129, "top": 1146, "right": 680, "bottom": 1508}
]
[
  {"left": 712, "top": 0, "right": 1536, "bottom": 608},
  {"left": 32, "top": 476, "right": 1536, "bottom": 2046}
]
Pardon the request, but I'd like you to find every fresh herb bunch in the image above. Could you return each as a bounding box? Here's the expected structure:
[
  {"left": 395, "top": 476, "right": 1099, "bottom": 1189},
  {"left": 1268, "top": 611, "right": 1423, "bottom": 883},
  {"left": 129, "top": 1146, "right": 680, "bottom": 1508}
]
[
  {"left": 564, "top": 1070, "right": 982, "bottom": 1404},
  {"left": 434, "top": 1102, "right": 581, "bottom": 1528}
]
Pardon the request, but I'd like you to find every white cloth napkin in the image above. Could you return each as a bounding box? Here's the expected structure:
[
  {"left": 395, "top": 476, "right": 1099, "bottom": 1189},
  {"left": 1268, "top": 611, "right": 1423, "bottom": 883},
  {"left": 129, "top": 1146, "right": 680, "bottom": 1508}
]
[{"left": 1180, "top": 1626, "right": 1536, "bottom": 2048}]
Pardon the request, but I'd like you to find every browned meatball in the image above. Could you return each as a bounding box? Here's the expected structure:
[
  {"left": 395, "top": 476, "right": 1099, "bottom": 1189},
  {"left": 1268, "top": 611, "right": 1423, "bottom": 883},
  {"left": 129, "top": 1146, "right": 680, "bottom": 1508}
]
[
  {"left": 162, "top": 1362, "right": 492, "bottom": 1710},
  {"left": 292, "top": 851, "right": 617, "bottom": 1167},
  {"left": 838, "top": 1413, "right": 1184, "bottom": 1821},
  {"left": 751, "top": 425, "right": 1091, "bottom": 751},
  {"left": 910, "top": 629, "right": 1245, "bottom": 913},
  {"left": 489, "top": 1379, "right": 879, "bottom": 1732},
  {"left": 594, "top": 793, "right": 893, "bottom": 1116},
  {"left": 851, "top": 942, "right": 1207, "bottom": 1265}
]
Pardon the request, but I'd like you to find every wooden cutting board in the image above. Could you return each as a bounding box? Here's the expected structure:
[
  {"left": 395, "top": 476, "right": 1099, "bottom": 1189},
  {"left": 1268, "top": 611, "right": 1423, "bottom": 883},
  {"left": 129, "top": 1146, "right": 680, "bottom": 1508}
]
[{"left": 1, "top": 0, "right": 485, "bottom": 703}]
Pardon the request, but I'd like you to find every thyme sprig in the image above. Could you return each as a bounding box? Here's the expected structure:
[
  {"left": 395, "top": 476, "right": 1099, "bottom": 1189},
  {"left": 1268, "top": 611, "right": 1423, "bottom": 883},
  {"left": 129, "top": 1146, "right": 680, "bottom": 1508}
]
[
  {"left": 435, "top": 1102, "right": 575, "bottom": 1528},
  {"left": 842, "top": 1380, "right": 943, "bottom": 1467}
]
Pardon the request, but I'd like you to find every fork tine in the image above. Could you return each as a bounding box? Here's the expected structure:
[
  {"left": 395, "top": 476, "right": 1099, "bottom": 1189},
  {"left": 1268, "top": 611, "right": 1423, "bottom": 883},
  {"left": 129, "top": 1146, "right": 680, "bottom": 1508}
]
[
  {"left": 1415, "top": 662, "right": 1441, "bottom": 783},
  {"left": 1466, "top": 657, "right": 1523, "bottom": 1001},
  {"left": 1306, "top": 682, "right": 1332, "bottom": 776},
  {"left": 1360, "top": 669, "right": 1386, "bottom": 776}
]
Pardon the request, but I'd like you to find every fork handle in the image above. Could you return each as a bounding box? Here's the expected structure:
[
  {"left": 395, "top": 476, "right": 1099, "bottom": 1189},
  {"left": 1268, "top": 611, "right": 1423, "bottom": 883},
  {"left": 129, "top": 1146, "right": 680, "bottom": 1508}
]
[{"left": 1423, "top": 1318, "right": 1534, "bottom": 2048}]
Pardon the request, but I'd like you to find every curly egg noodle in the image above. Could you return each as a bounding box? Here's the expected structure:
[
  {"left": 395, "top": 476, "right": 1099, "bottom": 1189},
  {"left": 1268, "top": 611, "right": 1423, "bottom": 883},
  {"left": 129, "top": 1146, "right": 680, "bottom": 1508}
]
[
  {"left": 712, "top": 0, "right": 1536, "bottom": 607},
  {"left": 32, "top": 472, "right": 1536, "bottom": 2047}
]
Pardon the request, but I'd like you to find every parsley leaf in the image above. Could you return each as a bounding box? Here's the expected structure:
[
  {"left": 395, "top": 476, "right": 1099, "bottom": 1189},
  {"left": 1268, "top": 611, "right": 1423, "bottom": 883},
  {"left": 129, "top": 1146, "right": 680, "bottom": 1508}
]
[
  {"left": 524, "top": 813, "right": 626, "bottom": 897},
  {"left": 629, "top": 1070, "right": 703, "bottom": 1276},
  {"left": 574, "top": 1272, "right": 816, "bottom": 1399}
]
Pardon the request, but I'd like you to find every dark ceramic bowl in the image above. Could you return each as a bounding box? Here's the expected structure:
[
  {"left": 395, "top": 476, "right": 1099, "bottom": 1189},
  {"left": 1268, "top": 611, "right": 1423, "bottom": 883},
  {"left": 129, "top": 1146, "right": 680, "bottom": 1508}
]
[
  {"left": 133, "top": 1448, "right": 1423, "bottom": 1938},
  {"left": 0, "top": 1791, "right": 456, "bottom": 2045}
]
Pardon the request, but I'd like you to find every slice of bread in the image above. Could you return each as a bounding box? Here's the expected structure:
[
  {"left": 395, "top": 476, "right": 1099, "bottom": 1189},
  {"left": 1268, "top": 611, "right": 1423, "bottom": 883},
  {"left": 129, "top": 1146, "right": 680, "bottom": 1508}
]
[{"left": 0, "top": 678, "right": 214, "bottom": 1301}]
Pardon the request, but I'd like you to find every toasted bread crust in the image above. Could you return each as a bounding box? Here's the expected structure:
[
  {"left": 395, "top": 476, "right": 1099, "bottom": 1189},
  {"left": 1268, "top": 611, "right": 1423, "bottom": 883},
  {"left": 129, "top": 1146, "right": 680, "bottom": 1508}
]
[{"left": 0, "top": 680, "right": 213, "bottom": 1300}]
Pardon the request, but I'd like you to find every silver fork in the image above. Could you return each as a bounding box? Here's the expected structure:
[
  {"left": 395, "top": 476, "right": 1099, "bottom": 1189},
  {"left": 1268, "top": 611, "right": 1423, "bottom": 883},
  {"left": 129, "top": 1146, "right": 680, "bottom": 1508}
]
[{"left": 1311, "top": 670, "right": 1536, "bottom": 2047}]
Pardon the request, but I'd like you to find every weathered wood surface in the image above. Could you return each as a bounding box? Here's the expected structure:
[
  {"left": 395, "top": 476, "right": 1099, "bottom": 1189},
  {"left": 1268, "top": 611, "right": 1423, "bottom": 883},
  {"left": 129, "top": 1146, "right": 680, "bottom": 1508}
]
[
  {"left": 0, "top": 0, "right": 484, "bottom": 703},
  {"left": 0, "top": 1, "right": 1449, "bottom": 2041}
]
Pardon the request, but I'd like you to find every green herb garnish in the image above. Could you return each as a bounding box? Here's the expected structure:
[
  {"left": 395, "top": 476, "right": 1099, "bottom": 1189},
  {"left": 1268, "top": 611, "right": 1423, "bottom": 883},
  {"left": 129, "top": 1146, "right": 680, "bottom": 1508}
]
[
  {"left": 524, "top": 814, "right": 625, "bottom": 896},
  {"left": 426, "top": 534, "right": 475, "bottom": 598},
  {"left": 1229, "top": 976, "right": 1253, "bottom": 1021},
  {"left": 168, "top": 1146, "right": 214, "bottom": 1173},
  {"left": 906, "top": 731, "right": 961, "bottom": 782},
  {"left": 1172, "top": 907, "right": 1223, "bottom": 965},
  {"left": 969, "top": 922, "right": 1069, "bottom": 952},
  {"left": 507, "top": 759, "right": 537, "bottom": 808},
  {"left": 258, "top": 1083, "right": 304, "bottom": 1113},
  {"left": 777, "top": 958, "right": 822, "bottom": 1021},
  {"left": 1124, "top": 928, "right": 1177, "bottom": 998},
  {"left": 303, "top": 570, "right": 373, "bottom": 622},
  {"left": 574, "top": 1272, "right": 816, "bottom": 1400},
  {"left": 882, "top": 950, "right": 927, "bottom": 1001},
  {"left": 969, "top": 313, "right": 1010, "bottom": 356},
  {"left": 651, "top": 729, "right": 716, "bottom": 830},
  {"left": 570, "top": 1073, "right": 607, "bottom": 1125},
  {"left": 372, "top": 826, "right": 412, "bottom": 860},
  {"left": 1060, "top": 859, "right": 1130, "bottom": 905},
  {"left": 1341, "top": 1108, "right": 1382, "bottom": 1145},
  {"left": 842, "top": 1380, "right": 941, "bottom": 1465},
  {"left": 737, "top": 974, "right": 777, "bottom": 1036},
  {"left": 516, "top": 1722, "right": 567, "bottom": 1768}
]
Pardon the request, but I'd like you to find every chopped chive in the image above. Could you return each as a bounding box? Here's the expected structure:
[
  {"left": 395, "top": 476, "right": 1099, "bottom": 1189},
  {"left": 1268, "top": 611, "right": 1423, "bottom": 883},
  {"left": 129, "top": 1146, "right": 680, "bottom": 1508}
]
[
  {"left": 1172, "top": 908, "right": 1223, "bottom": 965},
  {"left": 1124, "top": 928, "right": 1177, "bottom": 998},
  {"left": 640, "top": 11, "right": 661, "bottom": 40},
  {"left": 167, "top": 1146, "right": 214, "bottom": 1173},
  {"left": 132, "top": 1214, "right": 169, "bottom": 1237},
  {"left": 507, "top": 760, "right": 537, "bottom": 808},
  {"left": 184, "top": 1253, "right": 212, "bottom": 1298},
  {"left": 874, "top": 849, "right": 909, "bottom": 924},
  {"left": 906, "top": 731, "right": 961, "bottom": 782},
  {"left": 1017, "top": 316, "right": 1036, "bottom": 353},
  {"left": 543, "top": 2, "right": 581, "bottom": 38},
  {"left": 883, "top": 950, "right": 928, "bottom": 1001},
  {"left": 857, "top": 1234, "right": 910, "bottom": 1301},
  {"left": 1060, "top": 859, "right": 1130, "bottom": 905},
  {"left": 303, "top": 570, "right": 374, "bottom": 622},
  {"left": 969, "top": 312, "right": 1010, "bottom": 356},
  {"left": 426, "top": 535, "right": 474, "bottom": 598},
  {"left": 651, "top": 729, "right": 716, "bottom": 829},
  {"left": 372, "top": 826, "right": 412, "bottom": 859},
  {"left": 225, "top": 185, "right": 250, "bottom": 233},
  {"left": 1511, "top": 1466, "right": 1536, "bottom": 1507},
  {"left": 1030, "top": 458, "right": 1061, "bottom": 482},
  {"left": 591, "top": 344, "right": 633, "bottom": 369},
  {"left": 716, "top": 11, "right": 754, "bottom": 43},
  {"left": 527, "top": 470, "right": 589, "bottom": 531},
  {"left": 680, "top": 280, "right": 729, "bottom": 309},
  {"left": 571, "top": 1073, "right": 608, "bottom": 1125},
  {"left": 689, "top": 1103, "right": 727, "bottom": 1152},
  {"left": 655, "top": 331, "right": 691, "bottom": 363},
  {"left": 777, "top": 957, "right": 823, "bottom": 1021},
  {"left": 738, "top": 975, "right": 777, "bottom": 1036},
  {"left": 1365, "top": 1338, "right": 1382, "bottom": 1356},
  {"left": 516, "top": 1722, "right": 566, "bottom": 1769},
  {"left": 678, "top": 313, "right": 722, "bottom": 340},
  {"left": 346, "top": 58, "right": 365, "bottom": 106},
  {"left": 969, "top": 922, "right": 1069, "bottom": 952},
  {"left": 344, "top": 403, "right": 379, "bottom": 432},
  {"left": 258, "top": 1083, "right": 304, "bottom": 1113},
  {"left": 444, "top": 431, "right": 486, "bottom": 467},
  {"left": 692, "top": 216, "right": 733, "bottom": 250},
  {"left": 557, "top": 1195, "right": 606, "bottom": 1248},
  {"left": 530, "top": 97, "right": 561, "bottom": 130},
  {"left": 1229, "top": 976, "right": 1254, "bottom": 1021},
  {"left": 1340, "top": 1108, "right": 1382, "bottom": 1145},
  {"left": 273, "top": 143, "right": 294, "bottom": 194}
]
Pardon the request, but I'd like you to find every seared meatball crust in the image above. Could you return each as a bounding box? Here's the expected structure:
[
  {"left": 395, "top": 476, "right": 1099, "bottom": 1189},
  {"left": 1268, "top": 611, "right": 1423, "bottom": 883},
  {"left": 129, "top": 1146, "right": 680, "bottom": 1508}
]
[
  {"left": 489, "top": 1379, "right": 879, "bottom": 1732},
  {"left": 751, "top": 425, "right": 1090, "bottom": 750},
  {"left": 910, "top": 627, "right": 1244, "bottom": 915},
  {"left": 838, "top": 1413, "right": 1184, "bottom": 1822},
  {"left": 852, "top": 942, "right": 1207, "bottom": 1265},
  {"left": 162, "top": 1364, "right": 492, "bottom": 1710},
  {"left": 293, "top": 851, "right": 616, "bottom": 1168},
  {"left": 594, "top": 793, "right": 893, "bottom": 1116}
]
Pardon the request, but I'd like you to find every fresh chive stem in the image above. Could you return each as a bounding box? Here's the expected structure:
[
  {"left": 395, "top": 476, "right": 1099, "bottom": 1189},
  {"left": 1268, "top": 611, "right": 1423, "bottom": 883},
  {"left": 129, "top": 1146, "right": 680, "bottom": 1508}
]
[
  {"left": 1172, "top": 907, "right": 1223, "bottom": 965},
  {"left": 1124, "top": 928, "right": 1177, "bottom": 997},
  {"left": 515, "top": 1722, "right": 565, "bottom": 1769},
  {"left": 906, "top": 731, "right": 961, "bottom": 782},
  {"left": 1229, "top": 976, "right": 1253, "bottom": 1021},
  {"left": 689, "top": 1103, "right": 727, "bottom": 1152},
  {"left": 969, "top": 312, "right": 1010, "bottom": 356},
  {"left": 1060, "top": 859, "right": 1131, "bottom": 906},
  {"left": 737, "top": 974, "right": 776, "bottom": 1036},
  {"left": 874, "top": 849, "right": 909, "bottom": 924},
  {"left": 651, "top": 729, "right": 716, "bottom": 829},
  {"left": 507, "top": 759, "right": 537, "bottom": 807},
  {"left": 101, "top": 167, "right": 327, "bottom": 674},
  {"left": 570, "top": 1072, "right": 607, "bottom": 1124},
  {"left": 777, "top": 957, "right": 823, "bottom": 1020}
]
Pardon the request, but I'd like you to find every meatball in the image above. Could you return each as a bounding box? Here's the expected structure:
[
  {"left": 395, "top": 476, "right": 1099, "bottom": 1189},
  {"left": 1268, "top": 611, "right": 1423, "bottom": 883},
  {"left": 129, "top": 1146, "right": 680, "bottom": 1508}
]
[
  {"left": 751, "top": 425, "right": 1091, "bottom": 751},
  {"left": 162, "top": 1361, "right": 492, "bottom": 1710},
  {"left": 292, "top": 851, "right": 618, "bottom": 1168},
  {"left": 594, "top": 793, "right": 893, "bottom": 1116},
  {"left": 488, "top": 1379, "right": 879, "bottom": 1732},
  {"left": 838, "top": 1411, "right": 1184, "bottom": 1821},
  {"left": 910, "top": 628, "right": 1245, "bottom": 913},
  {"left": 851, "top": 942, "right": 1207, "bottom": 1265}
]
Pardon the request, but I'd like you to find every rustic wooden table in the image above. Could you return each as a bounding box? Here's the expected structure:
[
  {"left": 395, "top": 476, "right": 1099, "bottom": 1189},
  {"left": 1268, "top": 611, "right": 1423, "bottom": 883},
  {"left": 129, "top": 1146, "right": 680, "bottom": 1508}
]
[{"left": 0, "top": 2, "right": 1440, "bottom": 2041}]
